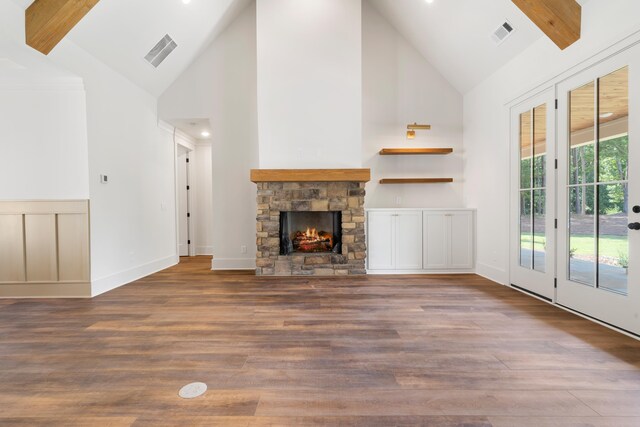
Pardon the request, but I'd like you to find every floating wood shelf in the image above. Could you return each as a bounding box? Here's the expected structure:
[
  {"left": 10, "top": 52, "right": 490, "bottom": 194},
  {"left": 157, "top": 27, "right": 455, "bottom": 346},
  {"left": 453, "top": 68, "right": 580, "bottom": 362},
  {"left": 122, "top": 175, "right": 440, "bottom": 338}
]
[
  {"left": 251, "top": 168, "right": 371, "bottom": 183},
  {"left": 379, "top": 178, "right": 454, "bottom": 184},
  {"left": 379, "top": 148, "right": 453, "bottom": 155}
]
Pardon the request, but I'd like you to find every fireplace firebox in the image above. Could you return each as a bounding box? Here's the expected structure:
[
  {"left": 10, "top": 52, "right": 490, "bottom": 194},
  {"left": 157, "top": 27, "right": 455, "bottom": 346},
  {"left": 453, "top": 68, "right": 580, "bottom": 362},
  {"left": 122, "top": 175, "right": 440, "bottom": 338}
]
[{"left": 280, "top": 211, "right": 342, "bottom": 255}]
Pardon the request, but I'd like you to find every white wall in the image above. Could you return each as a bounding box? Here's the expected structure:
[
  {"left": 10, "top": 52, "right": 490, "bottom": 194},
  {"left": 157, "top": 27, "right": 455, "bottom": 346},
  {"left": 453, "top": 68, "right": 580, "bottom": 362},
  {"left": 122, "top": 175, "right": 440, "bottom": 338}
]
[
  {"left": 362, "top": 2, "right": 464, "bottom": 208},
  {"left": 0, "top": 0, "right": 177, "bottom": 296},
  {"left": 463, "top": 0, "right": 640, "bottom": 284},
  {"left": 0, "top": 80, "right": 90, "bottom": 200},
  {"left": 194, "top": 142, "right": 214, "bottom": 255},
  {"left": 0, "top": 1, "right": 89, "bottom": 201},
  {"left": 256, "top": 0, "right": 362, "bottom": 168},
  {"left": 1, "top": 0, "right": 26, "bottom": 43},
  {"left": 50, "top": 41, "right": 178, "bottom": 295},
  {"left": 159, "top": 3, "right": 258, "bottom": 270}
]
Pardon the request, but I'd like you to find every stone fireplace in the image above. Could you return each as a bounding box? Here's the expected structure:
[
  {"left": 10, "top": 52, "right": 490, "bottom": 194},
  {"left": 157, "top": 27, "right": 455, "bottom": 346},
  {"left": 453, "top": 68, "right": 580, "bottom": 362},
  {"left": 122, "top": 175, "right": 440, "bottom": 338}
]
[{"left": 252, "top": 169, "right": 370, "bottom": 276}]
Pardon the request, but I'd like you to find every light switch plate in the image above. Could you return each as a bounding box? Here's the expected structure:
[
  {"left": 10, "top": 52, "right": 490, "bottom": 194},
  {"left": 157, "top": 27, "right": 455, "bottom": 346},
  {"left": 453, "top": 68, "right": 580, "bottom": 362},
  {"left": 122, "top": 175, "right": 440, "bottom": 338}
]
[{"left": 100, "top": 174, "right": 108, "bottom": 184}]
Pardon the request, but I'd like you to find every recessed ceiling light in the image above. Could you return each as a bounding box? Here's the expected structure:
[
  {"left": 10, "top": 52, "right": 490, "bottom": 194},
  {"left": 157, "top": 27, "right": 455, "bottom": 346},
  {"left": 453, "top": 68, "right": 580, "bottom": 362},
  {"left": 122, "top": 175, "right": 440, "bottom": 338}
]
[
  {"left": 182, "top": 0, "right": 191, "bottom": 4},
  {"left": 201, "top": 131, "right": 210, "bottom": 137},
  {"left": 425, "top": 0, "right": 434, "bottom": 3},
  {"left": 599, "top": 112, "right": 614, "bottom": 118}
]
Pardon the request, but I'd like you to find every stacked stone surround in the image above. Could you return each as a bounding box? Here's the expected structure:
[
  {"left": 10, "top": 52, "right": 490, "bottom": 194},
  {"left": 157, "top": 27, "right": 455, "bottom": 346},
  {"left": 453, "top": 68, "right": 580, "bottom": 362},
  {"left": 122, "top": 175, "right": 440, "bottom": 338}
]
[{"left": 255, "top": 181, "right": 366, "bottom": 276}]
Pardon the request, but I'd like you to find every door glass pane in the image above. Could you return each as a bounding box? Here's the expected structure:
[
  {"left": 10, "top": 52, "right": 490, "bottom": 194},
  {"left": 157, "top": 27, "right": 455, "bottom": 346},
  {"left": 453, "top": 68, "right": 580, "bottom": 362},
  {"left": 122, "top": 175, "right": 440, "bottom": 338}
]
[
  {"left": 570, "top": 82, "right": 595, "bottom": 185},
  {"left": 520, "top": 111, "right": 532, "bottom": 189},
  {"left": 598, "top": 67, "right": 629, "bottom": 180},
  {"left": 569, "top": 185, "right": 595, "bottom": 286},
  {"left": 598, "top": 183, "right": 628, "bottom": 294},
  {"left": 597, "top": 67, "right": 629, "bottom": 294},
  {"left": 533, "top": 105, "right": 547, "bottom": 188},
  {"left": 533, "top": 189, "right": 546, "bottom": 272},
  {"left": 520, "top": 190, "right": 532, "bottom": 269}
]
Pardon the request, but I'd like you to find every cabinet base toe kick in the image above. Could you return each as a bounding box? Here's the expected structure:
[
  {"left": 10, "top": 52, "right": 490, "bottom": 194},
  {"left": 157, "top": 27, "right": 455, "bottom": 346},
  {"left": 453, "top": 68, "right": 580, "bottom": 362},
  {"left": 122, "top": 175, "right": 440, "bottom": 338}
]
[{"left": 367, "top": 269, "right": 475, "bottom": 275}]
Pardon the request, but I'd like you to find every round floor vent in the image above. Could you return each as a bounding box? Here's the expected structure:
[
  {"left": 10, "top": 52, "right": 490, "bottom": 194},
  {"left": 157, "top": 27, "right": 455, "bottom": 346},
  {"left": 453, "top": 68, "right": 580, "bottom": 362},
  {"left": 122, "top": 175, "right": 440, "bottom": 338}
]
[{"left": 178, "top": 382, "right": 207, "bottom": 399}]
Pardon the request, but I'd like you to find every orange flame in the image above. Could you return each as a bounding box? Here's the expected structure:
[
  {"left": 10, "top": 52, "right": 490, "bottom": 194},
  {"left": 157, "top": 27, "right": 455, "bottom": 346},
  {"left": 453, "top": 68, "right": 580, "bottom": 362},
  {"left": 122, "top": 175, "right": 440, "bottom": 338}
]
[{"left": 305, "top": 227, "right": 319, "bottom": 240}]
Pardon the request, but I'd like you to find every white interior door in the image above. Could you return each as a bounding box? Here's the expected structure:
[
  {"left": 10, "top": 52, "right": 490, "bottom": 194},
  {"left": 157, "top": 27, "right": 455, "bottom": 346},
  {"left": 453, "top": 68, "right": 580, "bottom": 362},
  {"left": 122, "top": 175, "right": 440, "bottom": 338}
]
[
  {"left": 556, "top": 46, "right": 640, "bottom": 335},
  {"left": 510, "top": 88, "right": 557, "bottom": 300},
  {"left": 177, "top": 145, "right": 190, "bottom": 257}
]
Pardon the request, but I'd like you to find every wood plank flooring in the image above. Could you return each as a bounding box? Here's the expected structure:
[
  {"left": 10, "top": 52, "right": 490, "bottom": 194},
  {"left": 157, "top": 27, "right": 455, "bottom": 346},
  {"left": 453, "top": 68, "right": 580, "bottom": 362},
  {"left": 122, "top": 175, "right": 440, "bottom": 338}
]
[{"left": 1, "top": 256, "right": 640, "bottom": 426}]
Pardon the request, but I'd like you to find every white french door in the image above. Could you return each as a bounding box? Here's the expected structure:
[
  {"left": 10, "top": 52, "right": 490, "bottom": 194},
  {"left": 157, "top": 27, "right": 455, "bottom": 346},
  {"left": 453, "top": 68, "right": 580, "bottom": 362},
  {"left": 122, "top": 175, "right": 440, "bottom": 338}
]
[
  {"left": 510, "top": 89, "right": 557, "bottom": 300},
  {"left": 556, "top": 46, "right": 640, "bottom": 335}
]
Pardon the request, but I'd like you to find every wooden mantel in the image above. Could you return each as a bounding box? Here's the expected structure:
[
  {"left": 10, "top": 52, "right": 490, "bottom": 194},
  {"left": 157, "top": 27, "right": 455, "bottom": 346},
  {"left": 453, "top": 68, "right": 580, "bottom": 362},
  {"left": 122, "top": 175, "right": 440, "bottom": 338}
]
[{"left": 251, "top": 169, "right": 371, "bottom": 183}]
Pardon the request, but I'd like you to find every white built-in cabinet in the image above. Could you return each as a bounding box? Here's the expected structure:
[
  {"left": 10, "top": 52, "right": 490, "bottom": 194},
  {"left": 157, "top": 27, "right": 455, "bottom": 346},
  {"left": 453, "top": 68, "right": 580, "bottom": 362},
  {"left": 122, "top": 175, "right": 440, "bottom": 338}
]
[{"left": 366, "top": 209, "right": 475, "bottom": 273}]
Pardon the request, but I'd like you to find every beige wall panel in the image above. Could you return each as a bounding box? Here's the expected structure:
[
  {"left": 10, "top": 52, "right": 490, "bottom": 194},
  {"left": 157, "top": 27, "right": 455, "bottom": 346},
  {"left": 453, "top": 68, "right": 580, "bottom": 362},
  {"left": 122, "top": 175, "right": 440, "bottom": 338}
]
[
  {"left": 0, "top": 200, "right": 88, "bottom": 215},
  {"left": 0, "top": 282, "right": 91, "bottom": 298},
  {"left": 57, "top": 214, "right": 90, "bottom": 281},
  {"left": 0, "top": 215, "right": 26, "bottom": 282},
  {"left": 25, "top": 214, "right": 58, "bottom": 282}
]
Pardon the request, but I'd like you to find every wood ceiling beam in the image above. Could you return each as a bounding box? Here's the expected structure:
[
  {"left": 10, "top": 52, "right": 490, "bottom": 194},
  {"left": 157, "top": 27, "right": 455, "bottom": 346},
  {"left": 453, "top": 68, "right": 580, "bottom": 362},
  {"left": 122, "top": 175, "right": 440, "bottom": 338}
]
[
  {"left": 512, "top": 0, "right": 581, "bottom": 50},
  {"left": 26, "top": 0, "right": 100, "bottom": 55}
]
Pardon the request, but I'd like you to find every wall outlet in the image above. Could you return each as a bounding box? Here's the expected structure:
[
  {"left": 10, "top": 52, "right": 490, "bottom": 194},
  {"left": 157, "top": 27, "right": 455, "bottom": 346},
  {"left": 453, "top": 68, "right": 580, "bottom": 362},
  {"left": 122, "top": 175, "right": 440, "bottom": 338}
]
[
  {"left": 395, "top": 196, "right": 402, "bottom": 206},
  {"left": 240, "top": 245, "right": 247, "bottom": 254}
]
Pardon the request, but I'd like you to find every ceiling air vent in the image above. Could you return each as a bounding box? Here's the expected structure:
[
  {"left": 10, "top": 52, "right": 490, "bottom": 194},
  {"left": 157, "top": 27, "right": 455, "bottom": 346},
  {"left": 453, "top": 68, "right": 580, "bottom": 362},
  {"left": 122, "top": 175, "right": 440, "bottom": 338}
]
[
  {"left": 491, "top": 21, "right": 514, "bottom": 45},
  {"left": 144, "top": 34, "right": 177, "bottom": 68}
]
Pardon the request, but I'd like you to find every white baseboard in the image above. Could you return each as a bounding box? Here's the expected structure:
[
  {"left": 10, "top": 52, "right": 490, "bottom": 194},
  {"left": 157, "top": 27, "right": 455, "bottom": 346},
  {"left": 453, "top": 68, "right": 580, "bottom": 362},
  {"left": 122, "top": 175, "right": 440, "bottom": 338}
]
[
  {"left": 211, "top": 257, "right": 255, "bottom": 270},
  {"left": 476, "top": 262, "right": 508, "bottom": 285},
  {"left": 91, "top": 255, "right": 179, "bottom": 297},
  {"left": 196, "top": 246, "right": 214, "bottom": 256},
  {"left": 178, "top": 244, "right": 189, "bottom": 257}
]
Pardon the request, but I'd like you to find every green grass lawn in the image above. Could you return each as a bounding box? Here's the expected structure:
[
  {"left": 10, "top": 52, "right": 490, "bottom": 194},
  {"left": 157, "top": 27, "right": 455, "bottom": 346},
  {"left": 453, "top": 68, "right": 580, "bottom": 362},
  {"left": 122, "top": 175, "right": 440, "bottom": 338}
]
[{"left": 521, "top": 233, "right": 628, "bottom": 259}]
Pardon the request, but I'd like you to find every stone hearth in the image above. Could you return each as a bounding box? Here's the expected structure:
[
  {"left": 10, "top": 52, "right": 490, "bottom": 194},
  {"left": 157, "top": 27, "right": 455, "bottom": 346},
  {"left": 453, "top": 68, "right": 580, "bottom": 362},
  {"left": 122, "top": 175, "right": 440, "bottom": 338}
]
[{"left": 253, "top": 171, "right": 369, "bottom": 276}]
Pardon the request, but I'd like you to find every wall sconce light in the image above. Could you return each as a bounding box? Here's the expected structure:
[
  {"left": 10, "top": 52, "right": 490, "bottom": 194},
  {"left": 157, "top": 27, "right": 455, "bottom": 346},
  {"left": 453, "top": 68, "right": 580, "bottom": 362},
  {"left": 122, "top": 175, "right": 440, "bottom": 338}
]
[{"left": 406, "top": 123, "right": 431, "bottom": 139}]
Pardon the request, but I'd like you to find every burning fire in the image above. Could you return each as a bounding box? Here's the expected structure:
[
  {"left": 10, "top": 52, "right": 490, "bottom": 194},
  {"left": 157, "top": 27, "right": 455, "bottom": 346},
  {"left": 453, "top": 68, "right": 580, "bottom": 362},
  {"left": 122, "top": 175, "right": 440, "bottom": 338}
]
[
  {"left": 292, "top": 227, "right": 334, "bottom": 253},
  {"left": 305, "top": 227, "right": 320, "bottom": 240}
]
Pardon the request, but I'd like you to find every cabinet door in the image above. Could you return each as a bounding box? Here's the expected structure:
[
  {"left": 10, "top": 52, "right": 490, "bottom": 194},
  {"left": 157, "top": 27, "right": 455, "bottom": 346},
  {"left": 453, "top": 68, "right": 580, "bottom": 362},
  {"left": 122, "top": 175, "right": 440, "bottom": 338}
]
[
  {"left": 367, "top": 211, "right": 395, "bottom": 270},
  {"left": 423, "top": 212, "right": 448, "bottom": 270},
  {"left": 395, "top": 211, "right": 423, "bottom": 270},
  {"left": 448, "top": 211, "right": 474, "bottom": 269}
]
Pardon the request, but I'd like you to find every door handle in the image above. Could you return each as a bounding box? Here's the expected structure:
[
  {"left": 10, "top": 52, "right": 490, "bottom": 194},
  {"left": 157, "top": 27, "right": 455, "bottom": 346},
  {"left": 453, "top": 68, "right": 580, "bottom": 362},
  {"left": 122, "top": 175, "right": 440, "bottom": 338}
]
[{"left": 629, "top": 222, "right": 640, "bottom": 230}]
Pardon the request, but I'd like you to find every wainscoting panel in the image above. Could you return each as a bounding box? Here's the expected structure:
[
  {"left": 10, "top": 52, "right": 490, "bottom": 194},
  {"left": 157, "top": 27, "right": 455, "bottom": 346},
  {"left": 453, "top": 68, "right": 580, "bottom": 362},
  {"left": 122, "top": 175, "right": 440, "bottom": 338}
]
[
  {"left": 57, "top": 213, "right": 90, "bottom": 282},
  {"left": 0, "top": 214, "right": 25, "bottom": 282},
  {"left": 0, "top": 201, "right": 91, "bottom": 297},
  {"left": 25, "top": 214, "right": 58, "bottom": 282}
]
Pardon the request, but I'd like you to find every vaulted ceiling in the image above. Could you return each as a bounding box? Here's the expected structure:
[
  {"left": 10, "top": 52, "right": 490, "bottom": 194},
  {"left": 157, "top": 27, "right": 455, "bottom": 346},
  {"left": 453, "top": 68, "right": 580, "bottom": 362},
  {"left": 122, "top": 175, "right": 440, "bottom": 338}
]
[
  {"left": 370, "top": 0, "right": 591, "bottom": 94},
  {"left": 369, "top": 0, "right": 539, "bottom": 94},
  {"left": 11, "top": 0, "right": 592, "bottom": 97},
  {"left": 12, "top": 0, "right": 251, "bottom": 96}
]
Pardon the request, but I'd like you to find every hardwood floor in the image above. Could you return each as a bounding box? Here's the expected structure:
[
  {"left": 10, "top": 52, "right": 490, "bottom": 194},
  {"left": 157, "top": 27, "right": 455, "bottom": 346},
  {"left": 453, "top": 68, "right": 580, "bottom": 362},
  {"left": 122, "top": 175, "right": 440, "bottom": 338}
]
[{"left": 1, "top": 256, "right": 640, "bottom": 426}]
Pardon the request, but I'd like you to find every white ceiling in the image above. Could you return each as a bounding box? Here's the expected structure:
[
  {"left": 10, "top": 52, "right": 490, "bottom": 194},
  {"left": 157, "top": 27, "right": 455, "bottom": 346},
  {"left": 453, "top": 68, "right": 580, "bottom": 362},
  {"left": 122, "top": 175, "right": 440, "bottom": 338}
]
[
  {"left": 369, "top": 0, "right": 547, "bottom": 94},
  {"left": 165, "top": 118, "right": 212, "bottom": 141},
  {"left": 12, "top": 0, "right": 251, "bottom": 97},
  {"left": 12, "top": 0, "right": 592, "bottom": 97}
]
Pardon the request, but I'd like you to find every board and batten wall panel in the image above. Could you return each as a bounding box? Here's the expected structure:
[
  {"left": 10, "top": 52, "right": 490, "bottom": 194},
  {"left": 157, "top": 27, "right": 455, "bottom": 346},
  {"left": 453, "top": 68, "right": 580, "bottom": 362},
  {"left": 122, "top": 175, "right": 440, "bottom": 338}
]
[
  {"left": 0, "top": 201, "right": 91, "bottom": 297},
  {"left": 0, "top": 215, "right": 25, "bottom": 282},
  {"left": 24, "top": 214, "right": 58, "bottom": 282},
  {"left": 57, "top": 213, "right": 90, "bottom": 282}
]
